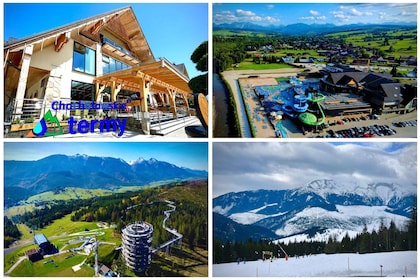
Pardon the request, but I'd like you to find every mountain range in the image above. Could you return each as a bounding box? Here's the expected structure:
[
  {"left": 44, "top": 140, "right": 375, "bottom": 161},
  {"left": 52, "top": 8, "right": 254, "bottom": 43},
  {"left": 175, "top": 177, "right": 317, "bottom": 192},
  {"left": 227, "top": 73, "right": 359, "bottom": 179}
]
[
  {"left": 4, "top": 154, "right": 208, "bottom": 207},
  {"left": 213, "top": 22, "right": 417, "bottom": 36},
  {"left": 213, "top": 179, "right": 416, "bottom": 243}
]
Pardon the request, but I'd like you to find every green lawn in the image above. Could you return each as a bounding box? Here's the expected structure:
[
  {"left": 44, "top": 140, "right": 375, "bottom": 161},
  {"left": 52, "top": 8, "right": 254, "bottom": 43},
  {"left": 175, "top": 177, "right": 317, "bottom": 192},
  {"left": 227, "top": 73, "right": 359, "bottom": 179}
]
[
  {"left": 234, "top": 61, "right": 298, "bottom": 71},
  {"left": 5, "top": 204, "right": 37, "bottom": 217},
  {"left": 26, "top": 187, "right": 114, "bottom": 202},
  {"left": 325, "top": 28, "right": 417, "bottom": 58},
  {"left": 10, "top": 253, "right": 92, "bottom": 277}
]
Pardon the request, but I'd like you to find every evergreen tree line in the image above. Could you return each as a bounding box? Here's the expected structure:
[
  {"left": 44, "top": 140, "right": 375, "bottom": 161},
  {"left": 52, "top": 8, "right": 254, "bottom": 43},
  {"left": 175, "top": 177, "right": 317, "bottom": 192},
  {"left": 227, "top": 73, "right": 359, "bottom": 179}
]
[
  {"left": 12, "top": 199, "right": 90, "bottom": 230},
  {"left": 4, "top": 216, "right": 22, "bottom": 247},
  {"left": 214, "top": 215, "right": 416, "bottom": 264},
  {"left": 70, "top": 183, "right": 208, "bottom": 250}
]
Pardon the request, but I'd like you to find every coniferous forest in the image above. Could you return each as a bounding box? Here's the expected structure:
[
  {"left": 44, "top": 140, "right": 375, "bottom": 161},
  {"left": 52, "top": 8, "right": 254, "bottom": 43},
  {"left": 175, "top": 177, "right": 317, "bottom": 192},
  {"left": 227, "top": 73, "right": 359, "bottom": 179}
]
[
  {"left": 6, "top": 180, "right": 208, "bottom": 250},
  {"left": 214, "top": 209, "right": 416, "bottom": 264}
]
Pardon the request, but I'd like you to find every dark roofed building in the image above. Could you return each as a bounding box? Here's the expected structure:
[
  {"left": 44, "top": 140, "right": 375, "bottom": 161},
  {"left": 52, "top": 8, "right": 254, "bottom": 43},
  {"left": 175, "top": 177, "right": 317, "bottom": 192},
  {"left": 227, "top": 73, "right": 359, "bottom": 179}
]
[
  {"left": 321, "top": 71, "right": 395, "bottom": 95},
  {"left": 34, "top": 233, "right": 58, "bottom": 256},
  {"left": 25, "top": 248, "right": 43, "bottom": 262},
  {"left": 321, "top": 71, "right": 412, "bottom": 113},
  {"left": 367, "top": 83, "right": 404, "bottom": 109}
]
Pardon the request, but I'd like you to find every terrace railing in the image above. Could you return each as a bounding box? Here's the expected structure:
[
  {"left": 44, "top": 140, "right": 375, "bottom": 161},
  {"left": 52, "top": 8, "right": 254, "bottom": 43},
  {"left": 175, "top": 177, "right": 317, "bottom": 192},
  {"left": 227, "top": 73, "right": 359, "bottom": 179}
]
[{"left": 5, "top": 98, "right": 46, "bottom": 123}]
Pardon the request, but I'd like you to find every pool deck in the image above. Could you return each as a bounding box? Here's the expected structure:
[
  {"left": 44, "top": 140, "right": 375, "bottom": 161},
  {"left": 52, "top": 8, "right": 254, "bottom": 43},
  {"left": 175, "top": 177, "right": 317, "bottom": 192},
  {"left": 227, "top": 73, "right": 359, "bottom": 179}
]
[{"left": 221, "top": 69, "right": 303, "bottom": 138}]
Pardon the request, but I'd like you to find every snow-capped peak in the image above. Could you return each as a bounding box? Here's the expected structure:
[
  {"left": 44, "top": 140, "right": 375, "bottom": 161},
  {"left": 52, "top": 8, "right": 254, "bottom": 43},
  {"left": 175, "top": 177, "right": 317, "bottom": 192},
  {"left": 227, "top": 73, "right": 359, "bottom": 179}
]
[
  {"left": 357, "top": 182, "right": 411, "bottom": 204},
  {"left": 298, "top": 179, "right": 409, "bottom": 202},
  {"left": 298, "top": 179, "right": 343, "bottom": 199},
  {"left": 129, "top": 157, "right": 145, "bottom": 165}
]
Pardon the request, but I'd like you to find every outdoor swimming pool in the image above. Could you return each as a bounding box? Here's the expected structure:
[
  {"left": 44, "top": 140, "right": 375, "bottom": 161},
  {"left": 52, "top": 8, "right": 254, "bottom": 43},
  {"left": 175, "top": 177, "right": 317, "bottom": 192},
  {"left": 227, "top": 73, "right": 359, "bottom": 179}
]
[{"left": 256, "top": 78, "right": 321, "bottom": 115}]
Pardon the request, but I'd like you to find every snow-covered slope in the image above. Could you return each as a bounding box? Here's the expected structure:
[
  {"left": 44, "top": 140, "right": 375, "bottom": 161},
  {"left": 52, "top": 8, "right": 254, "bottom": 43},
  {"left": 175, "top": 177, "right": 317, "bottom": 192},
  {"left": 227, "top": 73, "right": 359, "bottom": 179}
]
[
  {"left": 275, "top": 205, "right": 409, "bottom": 242},
  {"left": 213, "top": 251, "right": 416, "bottom": 277}
]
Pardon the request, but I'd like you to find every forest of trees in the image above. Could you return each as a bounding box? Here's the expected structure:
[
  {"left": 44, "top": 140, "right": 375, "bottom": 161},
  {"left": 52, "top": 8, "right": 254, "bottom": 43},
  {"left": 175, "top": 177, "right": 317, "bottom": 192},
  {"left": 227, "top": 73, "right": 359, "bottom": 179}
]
[
  {"left": 5, "top": 180, "right": 208, "bottom": 251},
  {"left": 4, "top": 216, "right": 21, "bottom": 247},
  {"left": 213, "top": 36, "right": 248, "bottom": 72},
  {"left": 70, "top": 181, "right": 207, "bottom": 249},
  {"left": 10, "top": 199, "right": 90, "bottom": 230},
  {"left": 214, "top": 212, "right": 417, "bottom": 264}
]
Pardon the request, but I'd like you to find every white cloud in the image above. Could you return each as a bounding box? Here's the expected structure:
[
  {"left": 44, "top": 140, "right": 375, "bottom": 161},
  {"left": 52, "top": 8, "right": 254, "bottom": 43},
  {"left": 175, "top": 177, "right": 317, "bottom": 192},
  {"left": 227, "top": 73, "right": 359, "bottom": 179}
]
[
  {"left": 214, "top": 7, "right": 281, "bottom": 26},
  {"left": 331, "top": 11, "right": 351, "bottom": 22},
  {"left": 264, "top": 16, "right": 280, "bottom": 24},
  {"left": 310, "top": 10, "right": 320, "bottom": 16},
  {"left": 350, "top": 8, "right": 363, "bottom": 16},
  {"left": 236, "top": 9, "right": 256, "bottom": 17}
]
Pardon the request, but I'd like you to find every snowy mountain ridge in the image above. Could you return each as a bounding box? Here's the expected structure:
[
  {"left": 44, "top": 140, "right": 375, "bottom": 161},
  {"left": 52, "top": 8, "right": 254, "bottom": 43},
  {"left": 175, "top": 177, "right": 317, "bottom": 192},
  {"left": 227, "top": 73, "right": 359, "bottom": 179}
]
[
  {"left": 299, "top": 179, "right": 414, "bottom": 200},
  {"left": 213, "top": 179, "right": 416, "bottom": 242}
]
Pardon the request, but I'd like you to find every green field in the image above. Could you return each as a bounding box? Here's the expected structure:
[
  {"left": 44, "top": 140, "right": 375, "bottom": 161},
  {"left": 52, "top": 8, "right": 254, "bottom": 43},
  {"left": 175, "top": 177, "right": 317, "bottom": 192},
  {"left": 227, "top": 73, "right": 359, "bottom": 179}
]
[
  {"left": 26, "top": 187, "right": 114, "bottom": 202},
  {"left": 325, "top": 28, "right": 417, "bottom": 58},
  {"left": 6, "top": 213, "right": 207, "bottom": 277},
  {"left": 5, "top": 186, "right": 155, "bottom": 217},
  {"left": 214, "top": 30, "right": 270, "bottom": 37},
  {"left": 5, "top": 213, "right": 117, "bottom": 274},
  {"left": 5, "top": 182, "right": 208, "bottom": 277},
  {"left": 10, "top": 253, "right": 92, "bottom": 277}
]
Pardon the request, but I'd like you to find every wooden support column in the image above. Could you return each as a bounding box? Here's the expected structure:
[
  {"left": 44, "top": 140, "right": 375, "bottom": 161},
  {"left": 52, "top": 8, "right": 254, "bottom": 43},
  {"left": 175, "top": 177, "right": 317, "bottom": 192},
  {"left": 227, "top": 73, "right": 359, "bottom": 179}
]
[
  {"left": 95, "top": 83, "right": 106, "bottom": 103},
  {"left": 167, "top": 88, "right": 177, "bottom": 118},
  {"left": 138, "top": 79, "right": 152, "bottom": 135},
  {"left": 140, "top": 79, "right": 151, "bottom": 113},
  {"left": 15, "top": 44, "right": 33, "bottom": 117},
  {"left": 165, "top": 93, "right": 170, "bottom": 106},
  {"left": 111, "top": 81, "right": 122, "bottom": 102},
  {"left": 181, "top": 94, "right": 191, "bottom": 116}
]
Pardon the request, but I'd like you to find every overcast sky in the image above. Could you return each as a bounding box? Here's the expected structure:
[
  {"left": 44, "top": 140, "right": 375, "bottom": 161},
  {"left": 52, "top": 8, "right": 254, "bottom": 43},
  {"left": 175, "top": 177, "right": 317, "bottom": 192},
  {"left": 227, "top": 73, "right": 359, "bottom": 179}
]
[
  {"left": 213, "top": 3, "right": 417, "bottom": 26},
  {"left": 213, "top": 142, "right": 417, "bottom": 197}
]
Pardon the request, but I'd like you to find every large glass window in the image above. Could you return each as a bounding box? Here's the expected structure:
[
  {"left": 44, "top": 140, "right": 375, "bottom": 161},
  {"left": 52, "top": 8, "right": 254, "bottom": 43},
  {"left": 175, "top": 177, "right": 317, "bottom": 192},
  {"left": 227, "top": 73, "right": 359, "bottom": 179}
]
[
  {"left": 73, "top": 42, "right": 96, "bottom": 75},
  {"left": 102, "top": 55, "right": 130, "bottom": 74}
]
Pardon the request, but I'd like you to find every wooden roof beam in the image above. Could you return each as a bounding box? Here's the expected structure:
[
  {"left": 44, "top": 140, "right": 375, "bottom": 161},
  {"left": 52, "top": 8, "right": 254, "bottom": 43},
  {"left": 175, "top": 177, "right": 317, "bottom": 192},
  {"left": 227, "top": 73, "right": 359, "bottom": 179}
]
[
  {"left": 89, "top": 19, "right": 105, "bottom": 35},
  {"left": 54, "top": 32, "right": 70, "bottom": 52}
]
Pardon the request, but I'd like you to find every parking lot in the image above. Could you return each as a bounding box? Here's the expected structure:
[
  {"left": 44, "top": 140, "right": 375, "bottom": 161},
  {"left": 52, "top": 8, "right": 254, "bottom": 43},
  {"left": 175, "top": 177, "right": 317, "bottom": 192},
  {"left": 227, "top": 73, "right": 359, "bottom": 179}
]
[{"left": 288, "top": 111, "right": 417, "bottom": 138}]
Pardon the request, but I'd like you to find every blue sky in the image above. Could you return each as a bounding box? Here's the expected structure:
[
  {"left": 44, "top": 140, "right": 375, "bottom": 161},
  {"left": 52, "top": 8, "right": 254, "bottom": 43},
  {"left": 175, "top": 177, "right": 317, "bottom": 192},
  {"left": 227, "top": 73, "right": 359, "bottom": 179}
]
[
  {"left": 213, "top": 142, "right": 417, "bottom": 197},
  {"left": 213, "top": 3, "right": 417, "bottom": 26},
  {"left": 4, "top": 3, "right": 208, "bottom": 79},
  {"left": 4, "top": 142, "right": 208, "bottom": 171}
]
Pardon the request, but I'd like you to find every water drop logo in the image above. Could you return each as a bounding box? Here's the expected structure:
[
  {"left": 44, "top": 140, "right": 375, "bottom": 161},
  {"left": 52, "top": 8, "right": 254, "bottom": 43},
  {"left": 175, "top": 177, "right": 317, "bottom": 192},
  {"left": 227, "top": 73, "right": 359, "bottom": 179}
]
[
  {"left": 27, "top": 110, "right": 64, "bottom": 137},
  {"left": 32, "top": 118, "right": 48, "bottom": 136}
]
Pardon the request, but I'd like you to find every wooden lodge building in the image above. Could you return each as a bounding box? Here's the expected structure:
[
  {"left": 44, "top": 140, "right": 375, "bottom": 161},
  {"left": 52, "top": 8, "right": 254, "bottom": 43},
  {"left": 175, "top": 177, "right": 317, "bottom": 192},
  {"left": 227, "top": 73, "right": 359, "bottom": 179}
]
[
  {"left": 4, "top": 6, "right": 194, "bottom": 136},
  {"left": 320, "top": 71, "right": 417, "bottom": 115}
]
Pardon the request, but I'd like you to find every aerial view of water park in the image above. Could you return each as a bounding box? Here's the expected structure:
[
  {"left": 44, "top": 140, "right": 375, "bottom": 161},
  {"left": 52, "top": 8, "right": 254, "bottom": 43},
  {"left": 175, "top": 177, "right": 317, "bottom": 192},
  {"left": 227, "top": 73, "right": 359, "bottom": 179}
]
[
  {"left": 213, "top": 3, "right": 417, "bottom": 138},
  {"left": 239, "top": 74, "right": 329, "bottom": 138},
  {"left": 223, "top": 68, "right": 417, "bottom": 138}
]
